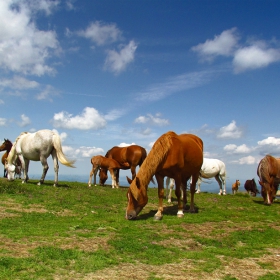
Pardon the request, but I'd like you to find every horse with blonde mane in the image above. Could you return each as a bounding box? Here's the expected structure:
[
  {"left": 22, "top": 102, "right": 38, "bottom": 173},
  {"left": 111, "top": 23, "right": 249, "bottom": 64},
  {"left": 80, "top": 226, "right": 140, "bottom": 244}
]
[
  {"left": 5, "top": 129, "right": 75, "bottom": 186},
  {"left": 88, "top": 155, "right": 129, "bottom": 188},
  {"left": 257, "top": 155, "right": 280, "bottom": 204},
  {"left": 126, "top": 131, "right": 203, "bottom": 220}
]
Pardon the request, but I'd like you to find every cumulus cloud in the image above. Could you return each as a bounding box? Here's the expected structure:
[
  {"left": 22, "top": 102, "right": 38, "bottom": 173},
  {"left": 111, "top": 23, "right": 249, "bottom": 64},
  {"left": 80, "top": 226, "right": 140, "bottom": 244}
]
[
  {"left": 236, "top": 155, "right": 257, "bottom": 165},
  {"left": 217, "top": 120, "right": 243, "bottom": 139},
  {"left": 0, "top": 76, "right": 39, "bottom": 90},
  {"left": 0, "top": 0, "right": 60, "bottom": 76},
  {"left": 77, "top": 21, "right": 122, "bottom": 46},
  {"left": 118, "top": 142, "right": 136, "bottom": 147},
  {"left": 192, "top": 28, "right": 239, "bottom": 60},
  {"left": 52, "top": 107, "right": 107, "bottom": 130},
  {"left": 257, "top": 136, "right": 280, "bottom": 155},
  {"left": 18, "top": 114, "right": 31, "bottom": 127},
  {"left": 104, "top": 40, "right": 137, "bottom": 74},
  {"left": 135, "top": 113, "right": 169, "bottom": 126},
  {"left": 74, "top": 146, "right": 104, "bottom": 158},
  {"left": 233, "top": 44, "right": 280, "bottom": 73},
  {"left": 224, "top": 143, "right": 251, "bottom": 154}
]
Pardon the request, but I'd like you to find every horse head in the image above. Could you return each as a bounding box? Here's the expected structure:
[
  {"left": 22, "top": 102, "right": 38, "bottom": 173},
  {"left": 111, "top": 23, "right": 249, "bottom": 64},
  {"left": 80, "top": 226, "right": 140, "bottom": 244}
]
[
  {"left": 99, "top": 168, "right": 108, "bottom": 185},
  {"left": 4, "top": 159, "right": 15, "bottom": 181},
  {"left": 125, "top": 176, "right": 148, "bottom": 220}
]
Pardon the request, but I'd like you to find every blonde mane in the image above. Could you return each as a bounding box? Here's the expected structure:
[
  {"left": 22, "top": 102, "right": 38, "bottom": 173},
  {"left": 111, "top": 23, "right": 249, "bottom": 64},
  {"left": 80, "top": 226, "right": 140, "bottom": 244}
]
[
  {"left": 129, "top": 131, "right": 175, "bottom": 198},
  {"left": 7, "top": 132, "right": 28, "bottom": 164}
]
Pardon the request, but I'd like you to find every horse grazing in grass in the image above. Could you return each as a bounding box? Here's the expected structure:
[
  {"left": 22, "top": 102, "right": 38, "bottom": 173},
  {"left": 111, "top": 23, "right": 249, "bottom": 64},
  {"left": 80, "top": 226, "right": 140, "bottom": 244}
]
[
  {"left": 244, "top": 178, "right": 259, "bottom": 197},
  {"left": 99, "top": 145, "right": 147, "bottom": 186},
  {"left": 126, "top": 131, "right": 203, "bottom": 220},
  {"left": 88, "top": 155, "right": 130, "bottom": 188},
  {"left": 232, "top": 180, "right": 240, "bottom": 194},
  {"left": 0, "top": 139, "right": 22, "bottom": 178},
  {"left": 257, "top": 155, "right": 280, "bottom": 204},
  {"left": 5, "top": 130, "right": 75, "bottom": 186}
]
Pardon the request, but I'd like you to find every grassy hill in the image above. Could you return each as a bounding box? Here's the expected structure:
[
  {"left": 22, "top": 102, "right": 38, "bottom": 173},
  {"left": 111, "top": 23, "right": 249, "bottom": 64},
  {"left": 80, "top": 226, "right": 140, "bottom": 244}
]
[{"left": 0, "top": 178, "right": 279, "bottom": 280}]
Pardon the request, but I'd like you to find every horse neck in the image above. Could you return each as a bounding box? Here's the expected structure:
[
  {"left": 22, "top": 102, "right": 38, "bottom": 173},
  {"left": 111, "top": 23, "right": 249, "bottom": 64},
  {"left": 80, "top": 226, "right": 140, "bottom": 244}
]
[{"left": 134, "top": 132, "right": 173, "bottom": 191}]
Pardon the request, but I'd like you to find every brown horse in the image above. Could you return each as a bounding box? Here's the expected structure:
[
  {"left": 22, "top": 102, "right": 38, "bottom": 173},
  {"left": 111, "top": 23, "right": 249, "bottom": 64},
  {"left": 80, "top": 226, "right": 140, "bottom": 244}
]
[
  {"left": 0, "top": 139, "right": 22, "bottom": 178},
  {"left": 88, "top": 155, "right": 129, "bottom": 188},
  {"left": 99, "top": 145, "right": 147, "bottom": 186},
  {"left": 126, "top": 131, "right": 203, "bottom": 220},
  {"left": 257, "top": 155, "right": 280, "bottom": 204},
  {"left": 232, "top": 179, "right": 240, "bottom": 194}
]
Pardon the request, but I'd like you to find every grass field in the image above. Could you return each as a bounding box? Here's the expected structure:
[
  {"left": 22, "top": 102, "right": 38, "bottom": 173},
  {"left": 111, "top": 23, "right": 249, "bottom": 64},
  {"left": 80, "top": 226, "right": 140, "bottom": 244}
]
[{"left": 0, "top": 178, "right": 279, "bottom": 280}]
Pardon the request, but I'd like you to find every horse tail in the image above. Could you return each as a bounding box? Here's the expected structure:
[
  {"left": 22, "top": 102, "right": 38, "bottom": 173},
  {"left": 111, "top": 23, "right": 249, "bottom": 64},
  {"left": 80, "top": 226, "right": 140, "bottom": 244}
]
[{"left": 52, "top": 134, "right": 75, "bottom": 168}]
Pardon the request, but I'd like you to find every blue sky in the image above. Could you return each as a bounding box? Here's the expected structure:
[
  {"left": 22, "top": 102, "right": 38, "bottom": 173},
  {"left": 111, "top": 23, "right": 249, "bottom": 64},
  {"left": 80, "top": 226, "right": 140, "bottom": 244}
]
[{"left": 1, "top": 0, "right": 280, "bottom": 186}]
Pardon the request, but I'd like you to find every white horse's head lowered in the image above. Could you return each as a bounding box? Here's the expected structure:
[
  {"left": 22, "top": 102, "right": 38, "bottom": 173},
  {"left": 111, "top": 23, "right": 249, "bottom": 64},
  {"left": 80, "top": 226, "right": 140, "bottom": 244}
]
[{"left": 5, "top": 159, "right": 16, "bottom": 181}]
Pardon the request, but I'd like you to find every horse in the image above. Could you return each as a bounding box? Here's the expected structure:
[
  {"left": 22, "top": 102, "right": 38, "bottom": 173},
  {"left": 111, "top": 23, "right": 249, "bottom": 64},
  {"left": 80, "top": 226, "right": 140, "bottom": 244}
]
[
  {"left": 232, "top": 179, "right": 240, "bottom": 194},
  {"left": 88, "top": 155, "right": 129, "bottom": 188},
  {"left": 257, "top": 155, "right": 280, "bottom": 205},
  {"left": 0, "top": 139, "right": 22, "bottom": 178},
  {"left": 244, "top": 178, "right": 259, "bottom": 197},
  {"left": 126, "top": 131, "right": 203, "bottom": 220},
  {"left": 99, "top": 145, "right": 147, "bottom": 187},
  {"left": 5, "top": 129, "right": 75, "bottom": 186},
  {"left": 165, "top": 158, "right": 226, "bottom": 201}
]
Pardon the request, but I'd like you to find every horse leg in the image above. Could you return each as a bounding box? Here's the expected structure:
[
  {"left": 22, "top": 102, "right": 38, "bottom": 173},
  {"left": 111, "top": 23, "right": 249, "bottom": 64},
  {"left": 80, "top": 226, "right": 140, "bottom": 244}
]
[
  {"left": 174, "top": 177, "right": 184, "bottom": 217},
  {"left": 115, "top": 169, "right": 120, "bottom": 188},
  {"left": 154, "top": 174, "right": 165, "bottom": 220},
  {"left": 131, "top": 165, "right": 136, "bottom": 180},
  {"left": 18, "top": 155, "right": 27, "bottom": 183},
  {"left": 221, "top": 175, "right": 226, "bottom": 195},
  {"left": 52, "top": 150, "right": 59, "bottom": 187},
  {"left": 195, "top": 177, "right": 201, "bottom": 193},
  {"left": 167, "top": 178, "right": 175, "bottom": 203},
  {"left": 215, "top": 175, "right": 223, "bottom": 195},
  {"left": 38, "top": 156, "right": 49, "bottom": 186},
  {"left": 88, "top": 165, "right": 97, "bottom": 187}
]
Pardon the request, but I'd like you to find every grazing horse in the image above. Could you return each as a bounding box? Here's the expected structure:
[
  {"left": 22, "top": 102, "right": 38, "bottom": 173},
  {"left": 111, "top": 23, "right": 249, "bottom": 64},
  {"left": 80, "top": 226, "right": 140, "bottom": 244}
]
[
  {"left": 244, "top": 178, "right": 259, "bottom": 196},
  {"left": 5, "top": 130, "right": 75, "bottom": 186},
  {"left": 88, "top": 155, "right": 129, "bottom": 188},
  {"left": 126, "top": 131, "right": 203, "bottom": 220},
  {"left": 99, "top": 145, "right": 147, "bottom": 186},
  {"left": 257, "top": 155, "right": 280, "bottom": 204},
  {"left": 232, "top": 180, "right": 240, "bottom": 194},
  {"left": 0, "top": 139, "right": 22, "bottom": 178}
]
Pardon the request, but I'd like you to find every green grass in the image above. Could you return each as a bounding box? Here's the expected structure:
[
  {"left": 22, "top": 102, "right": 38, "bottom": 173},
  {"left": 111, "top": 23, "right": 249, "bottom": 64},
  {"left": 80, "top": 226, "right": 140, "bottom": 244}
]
[{"left": 0, "top": 178, "right": 279, "bottom": 279}]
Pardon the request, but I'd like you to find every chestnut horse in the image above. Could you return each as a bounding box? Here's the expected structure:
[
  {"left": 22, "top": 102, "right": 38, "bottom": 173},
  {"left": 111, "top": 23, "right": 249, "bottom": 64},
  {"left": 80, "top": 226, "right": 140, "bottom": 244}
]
[
  {"left": 257, "top": 155, "right": 280, "bottom": 204},
  {"left": 0, "top": 139, "right": 22, "bottom": 178},
  {"left": 88, "top": 155, "right": 129, "bottom": 188},
  {"left": 99, "top": 145, "right": 147, "bottom": 186},
  {"left": 232, "top": 179, "right": 240, "bottom": 194},
  {"left": 126, "top": 131, "right": 203, "bottom": 220}
]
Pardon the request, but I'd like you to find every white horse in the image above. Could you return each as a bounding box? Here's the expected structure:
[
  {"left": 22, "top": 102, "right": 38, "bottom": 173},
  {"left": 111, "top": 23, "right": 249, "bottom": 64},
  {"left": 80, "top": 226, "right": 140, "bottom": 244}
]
[
  {"left": 166, "top": 158, "right": 226, "bottom": 201},
  {"left": 5, "top": 130, "right": 75, "bottom": 186}
]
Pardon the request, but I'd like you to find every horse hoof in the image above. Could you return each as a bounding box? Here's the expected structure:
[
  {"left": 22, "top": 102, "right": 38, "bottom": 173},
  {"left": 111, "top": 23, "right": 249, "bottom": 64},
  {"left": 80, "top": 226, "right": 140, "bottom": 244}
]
[
  {"left": 153, "top": 215, "right": 163, "bottom": 221},
  {"left": 177, "top": 214, "right": 184, "bottom": 218}
]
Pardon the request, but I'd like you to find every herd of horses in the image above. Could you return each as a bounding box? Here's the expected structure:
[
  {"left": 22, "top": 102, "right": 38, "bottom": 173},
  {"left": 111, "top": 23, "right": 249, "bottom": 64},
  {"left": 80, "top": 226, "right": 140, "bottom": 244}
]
[{"left": 0, "top": 129, "right": 279, "bottom": 220}]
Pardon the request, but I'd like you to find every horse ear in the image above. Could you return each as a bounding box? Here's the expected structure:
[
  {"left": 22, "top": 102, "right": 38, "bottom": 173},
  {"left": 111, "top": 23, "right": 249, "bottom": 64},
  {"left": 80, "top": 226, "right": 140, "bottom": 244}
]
[{"left": 126, "top": 176, "right": 132, "bottom": 184}]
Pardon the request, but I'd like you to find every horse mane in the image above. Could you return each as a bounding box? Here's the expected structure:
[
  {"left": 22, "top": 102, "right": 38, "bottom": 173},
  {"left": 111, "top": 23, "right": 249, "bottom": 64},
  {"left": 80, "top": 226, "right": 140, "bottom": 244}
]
[
  {"left": 7, "top": 132, "right": 28, "bottom": 164},
  {"left": 258, "top": 155, "right": 273, "bottom": 184},
  {"left": 129, "top": 131, "right": 175, "bottom": 198}
]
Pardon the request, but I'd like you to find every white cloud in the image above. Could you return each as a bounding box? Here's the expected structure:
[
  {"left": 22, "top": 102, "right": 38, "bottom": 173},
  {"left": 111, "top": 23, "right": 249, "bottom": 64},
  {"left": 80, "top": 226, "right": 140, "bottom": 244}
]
[
  {"left": 52, "top": 107, "right": 107, "bottom": 130},
  {"left": 18, "top": 114, "right": 31, "bottom": 127},
  {"left": 236, "top": 155, "right": 257, "bottom": 165},
  {"left": 104, "top": 109, "right": 126, "bottom": 121},
  {"left": 75, "top": 146, "right": 104, "bottom": 158},
  {"left": 0, "top": 118, "right": 7, "bottom": 126},
  {"left": 257, "top": 136, "right": 280, "bottom": 155},
  {"left": 77, "top": 21, "right": 122, "bottom": 46},
  {"left": 233, "top": 44, "right": 280, "bottom": 73},
  {"left": 36, "top": 85, "right": 59, "bottom": 101},
  {"left": 118, "top": 142, "right": 136, "bottom": 147},
  {"left": 0, "top": 0, "right": 59, "bottom": 76},
  {"left": 104, "top": 40, "right": 137, "bottom": 74},
  {"left": 0, "top": 76, "right": 39, "bottom": 90},
  {"left": 135, "top": 113, "right": 169, "bottom": 126},
  {"left": 192, "top": 28, "right": 239, "bottom": 60},
  {"left": 224, "top": 143, "right": 251, "bottom": 154},
  {"left": 217, "top": 120, "right": 243, "bottom": 139},
  {"left": 258, "top": 136, "right": 280, "bottom": 146}
]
